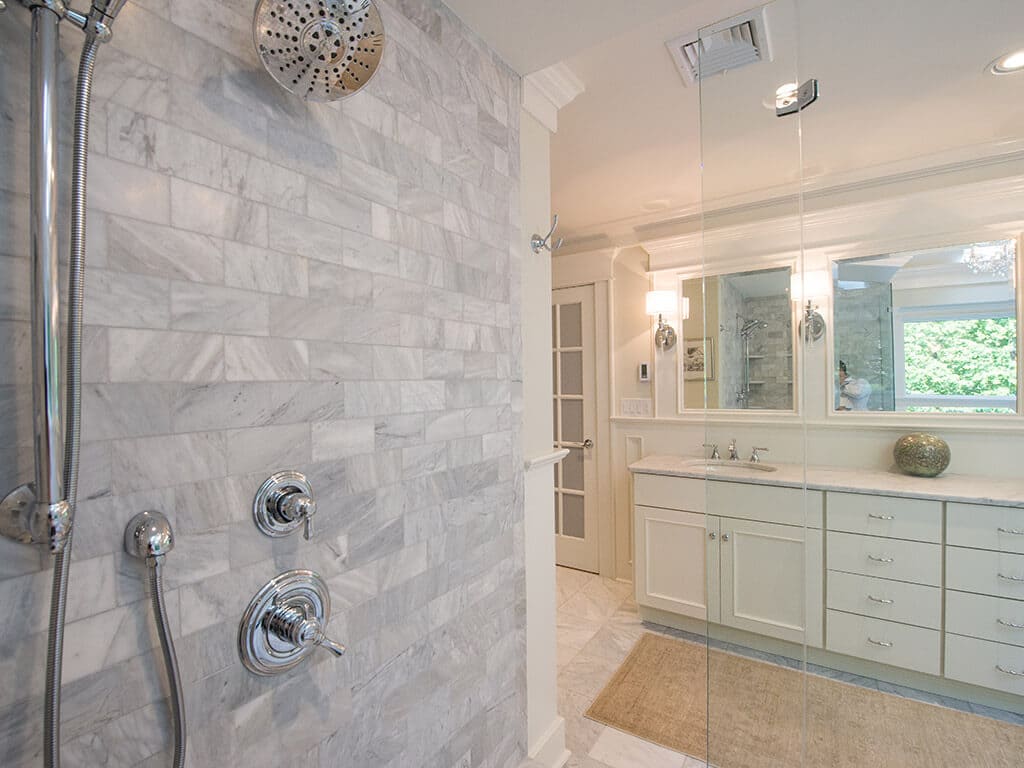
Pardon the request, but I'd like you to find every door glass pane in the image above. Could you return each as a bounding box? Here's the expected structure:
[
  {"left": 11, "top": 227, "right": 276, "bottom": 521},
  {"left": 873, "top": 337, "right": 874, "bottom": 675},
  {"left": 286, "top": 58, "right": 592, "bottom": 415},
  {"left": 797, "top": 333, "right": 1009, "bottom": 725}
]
[
  {"left": 561, "top": 400, "right": 583, "bottom": 443},
  {"left": 552, "top": 352, "right": 557, "bottom": 390},
  {"left": 552, "top": 399, "right": 559, "bottom": 442},
  {"left": 560, "top": 351, "right": 583, "bottom": 395},
  {"left": 554, "top": 492, "right": 560, "bottom": 534},
  {"left": 551, "top": 305, "right": 557, "bottom": 345},
  {"left": 562, "top": 448, "right": 583, "bottom": 490},
  {"left": 562, "top": 494, "right": 585, "bottom": 538},
  {"left": 560, "top": 302, "right": 582, "bottom": 347}
]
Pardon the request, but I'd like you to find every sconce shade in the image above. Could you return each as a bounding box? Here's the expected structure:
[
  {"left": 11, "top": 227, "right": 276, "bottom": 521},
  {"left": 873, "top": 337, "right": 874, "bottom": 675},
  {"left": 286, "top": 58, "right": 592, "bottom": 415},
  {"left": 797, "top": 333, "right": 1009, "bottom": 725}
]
[
  {"left": 646, "top": 290, "right": 677, "bottom": 317},
  {"left": 790, "top": 270, "right": 831, "bottom": 301}
]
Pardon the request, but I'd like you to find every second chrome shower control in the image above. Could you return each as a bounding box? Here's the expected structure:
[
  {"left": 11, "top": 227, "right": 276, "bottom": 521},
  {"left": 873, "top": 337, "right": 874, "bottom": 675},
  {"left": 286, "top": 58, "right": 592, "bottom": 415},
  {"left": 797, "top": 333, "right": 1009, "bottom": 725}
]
[{"left": 253, "top": 471, "right": 317, "bottom": 540}]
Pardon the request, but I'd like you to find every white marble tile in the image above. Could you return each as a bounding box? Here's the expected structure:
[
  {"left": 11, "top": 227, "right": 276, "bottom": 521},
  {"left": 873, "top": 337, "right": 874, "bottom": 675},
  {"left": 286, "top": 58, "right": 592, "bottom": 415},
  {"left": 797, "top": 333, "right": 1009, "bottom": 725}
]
[{"left": 588, "top": 728, "right": 690, "bottom": 768}]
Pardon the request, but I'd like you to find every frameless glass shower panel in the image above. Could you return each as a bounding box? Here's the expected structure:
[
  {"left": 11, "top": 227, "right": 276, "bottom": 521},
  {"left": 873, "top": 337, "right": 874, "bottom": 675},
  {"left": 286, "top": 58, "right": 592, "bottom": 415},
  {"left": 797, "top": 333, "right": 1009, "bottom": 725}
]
[{"left": 698, "top": 1, "right": 811, "bottom": 765}]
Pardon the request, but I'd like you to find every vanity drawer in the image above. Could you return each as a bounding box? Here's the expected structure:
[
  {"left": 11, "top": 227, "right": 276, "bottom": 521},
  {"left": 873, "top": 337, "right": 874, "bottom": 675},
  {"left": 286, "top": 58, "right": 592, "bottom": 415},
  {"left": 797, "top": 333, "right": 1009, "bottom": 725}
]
[
  {"left": 827, "top": 493, "right": 941, "bottom": 543},
  {"left": 826, "top": 610, "right": 940, "bottom": 675},
  {"left": 946, "top": 590, "right": 1024, "bottom": 648},
  {"left": 708, "top": 481, "right": 823, "bottom": 528},
  {"left": 947, "top": 503, "right": 1024, "bottom": 554},
  {"left": 827, "top": 531, "right": 941, "bottom": 586},
  {"left": 827, "top": 571, "right": 940, "bottom": 629},
  {"left": 947, "top": 546, "right": 1024, "bottom": 599},
  {"left": 945, "top": 634, "right": 1024, "bottom": 697},
  {"left": 634, "top": 474, "right": 705, "bottom": 513}
]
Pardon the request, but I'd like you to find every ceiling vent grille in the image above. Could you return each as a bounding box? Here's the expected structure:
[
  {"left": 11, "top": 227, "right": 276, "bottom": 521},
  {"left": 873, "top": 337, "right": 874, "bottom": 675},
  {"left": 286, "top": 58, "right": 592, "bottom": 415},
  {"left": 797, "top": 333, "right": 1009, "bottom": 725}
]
[{"left": 666, "top": 8, "right": 773, "bottom": 86}]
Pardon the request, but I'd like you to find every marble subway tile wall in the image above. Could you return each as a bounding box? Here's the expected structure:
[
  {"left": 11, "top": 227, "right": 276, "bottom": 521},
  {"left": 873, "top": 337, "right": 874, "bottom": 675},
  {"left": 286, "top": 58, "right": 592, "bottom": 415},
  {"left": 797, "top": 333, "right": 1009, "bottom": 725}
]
[{"left": 0, "top": 0, "right": 525, "bottom": 766}]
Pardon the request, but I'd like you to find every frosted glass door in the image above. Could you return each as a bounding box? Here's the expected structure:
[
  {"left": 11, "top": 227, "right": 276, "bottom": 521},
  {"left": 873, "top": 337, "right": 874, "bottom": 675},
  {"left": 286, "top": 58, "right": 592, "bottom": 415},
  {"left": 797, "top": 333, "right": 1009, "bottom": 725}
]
[{"left": 552, "top": 285, "right": 599, "bottom": 572}]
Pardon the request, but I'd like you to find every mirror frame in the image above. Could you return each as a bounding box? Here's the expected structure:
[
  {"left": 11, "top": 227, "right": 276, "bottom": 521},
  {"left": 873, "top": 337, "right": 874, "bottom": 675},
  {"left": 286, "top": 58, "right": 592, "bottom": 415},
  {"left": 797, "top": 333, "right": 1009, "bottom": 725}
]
[
  {"left": 826, "top": 234, "right": 1024, "bottom": 422},
  {"left": 673, "top": 260, "right": 800, "bottom": 416}
]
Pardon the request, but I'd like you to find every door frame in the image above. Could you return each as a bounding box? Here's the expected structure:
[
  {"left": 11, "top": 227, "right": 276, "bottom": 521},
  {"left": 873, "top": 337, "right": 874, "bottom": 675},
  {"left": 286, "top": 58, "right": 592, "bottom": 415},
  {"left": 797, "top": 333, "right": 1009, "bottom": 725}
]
[{"left": 551, "top": 275, "right": 614, "bottom": 578}]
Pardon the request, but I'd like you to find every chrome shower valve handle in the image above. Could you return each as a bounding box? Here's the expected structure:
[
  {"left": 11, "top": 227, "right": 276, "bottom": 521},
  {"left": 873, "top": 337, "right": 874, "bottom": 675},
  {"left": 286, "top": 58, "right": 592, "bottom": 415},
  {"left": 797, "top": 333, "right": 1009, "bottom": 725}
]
[
  {"left": 253, "top": 471, "right": 317, "bottom": 540},
  {"left": 265, "top": 604, "right": 346, "bottom": 658},
  {"left": 239, "top": 569, "right": 346, "bottom": 676}
]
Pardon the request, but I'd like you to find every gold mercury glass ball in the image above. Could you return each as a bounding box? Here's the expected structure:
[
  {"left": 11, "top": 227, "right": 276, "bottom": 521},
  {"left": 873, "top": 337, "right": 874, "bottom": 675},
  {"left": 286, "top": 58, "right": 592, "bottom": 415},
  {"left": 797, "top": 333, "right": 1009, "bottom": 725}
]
[{"left": 893, "top": 433, "right": 951, "bottom": 478}]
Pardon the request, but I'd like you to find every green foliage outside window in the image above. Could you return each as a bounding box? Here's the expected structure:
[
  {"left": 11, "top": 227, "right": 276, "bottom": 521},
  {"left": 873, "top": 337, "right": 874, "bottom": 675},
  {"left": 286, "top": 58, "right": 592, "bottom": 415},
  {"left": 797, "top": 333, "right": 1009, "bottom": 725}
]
[{"left": 903, "top": 317, "right": 1017, "bottom": 399}]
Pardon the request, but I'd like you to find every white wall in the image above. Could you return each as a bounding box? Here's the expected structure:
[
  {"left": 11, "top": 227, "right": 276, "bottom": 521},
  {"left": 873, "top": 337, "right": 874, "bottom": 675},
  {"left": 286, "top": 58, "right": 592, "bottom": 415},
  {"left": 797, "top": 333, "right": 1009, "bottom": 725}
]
[{"left": 520, "top": 108, "right": 569, "bottom": 767}]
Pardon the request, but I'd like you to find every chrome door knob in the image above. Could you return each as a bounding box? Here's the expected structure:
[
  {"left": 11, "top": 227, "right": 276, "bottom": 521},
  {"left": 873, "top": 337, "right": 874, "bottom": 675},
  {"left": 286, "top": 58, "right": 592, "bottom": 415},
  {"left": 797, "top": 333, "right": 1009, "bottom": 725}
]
[{"left": 582, "top": 438, "right": 594, "bottom": 449}]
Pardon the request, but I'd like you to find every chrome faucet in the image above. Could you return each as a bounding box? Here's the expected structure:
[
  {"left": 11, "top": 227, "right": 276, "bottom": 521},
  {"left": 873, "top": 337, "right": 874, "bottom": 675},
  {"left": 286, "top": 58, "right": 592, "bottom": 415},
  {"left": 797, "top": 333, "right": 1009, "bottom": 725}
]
[
  {"left": 750, "top": 446, "right": 770, "bottom": 464},
  {"left": 703, "top": 443, "right": 720, "bottom": 460},
  {"left": 727, "top": 439, "right": 740, "bottom": 461}
]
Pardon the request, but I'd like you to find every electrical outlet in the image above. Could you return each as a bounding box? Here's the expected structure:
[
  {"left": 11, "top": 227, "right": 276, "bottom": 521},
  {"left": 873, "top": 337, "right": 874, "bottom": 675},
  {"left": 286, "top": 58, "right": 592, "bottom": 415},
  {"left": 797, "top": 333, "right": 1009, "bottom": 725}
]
[{"left": 621, "top": 398, "right": 652, "bottom": 417}]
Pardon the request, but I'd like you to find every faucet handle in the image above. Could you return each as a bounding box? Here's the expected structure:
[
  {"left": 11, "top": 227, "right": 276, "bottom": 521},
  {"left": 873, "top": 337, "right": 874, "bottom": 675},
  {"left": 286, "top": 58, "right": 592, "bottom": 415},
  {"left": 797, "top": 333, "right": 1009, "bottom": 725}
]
[
  {"left": 750, "top": 447, "right": 770, "bottom": 463},
  {"left": 702, "top": 443, "right": 720, "bottom": 460}
]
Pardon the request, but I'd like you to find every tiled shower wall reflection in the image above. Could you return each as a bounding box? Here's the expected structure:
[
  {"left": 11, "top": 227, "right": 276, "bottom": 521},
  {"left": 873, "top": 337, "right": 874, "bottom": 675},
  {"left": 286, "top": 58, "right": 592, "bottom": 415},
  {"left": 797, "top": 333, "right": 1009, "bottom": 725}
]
[{"left": 0, "top": 0, "right": 525, "bottom": 765}]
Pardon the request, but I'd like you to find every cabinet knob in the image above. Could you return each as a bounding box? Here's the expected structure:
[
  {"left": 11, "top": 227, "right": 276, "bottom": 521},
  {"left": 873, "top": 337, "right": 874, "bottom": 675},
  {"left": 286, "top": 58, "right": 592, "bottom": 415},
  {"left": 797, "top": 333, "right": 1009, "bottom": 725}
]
[
  {"left": 722, "top": 533, "right": 731, "bottom": 542},
  {"left": 709, "top": 531, "right": 717, "bottom": 540}
]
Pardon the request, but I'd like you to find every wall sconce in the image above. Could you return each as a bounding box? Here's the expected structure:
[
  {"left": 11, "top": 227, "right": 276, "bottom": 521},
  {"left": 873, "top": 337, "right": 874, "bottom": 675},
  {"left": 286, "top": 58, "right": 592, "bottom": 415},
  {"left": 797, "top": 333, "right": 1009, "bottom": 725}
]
[
  {"left": 646, "top": 290, "right": 689, "bottom": 351},
  {"left": 790, "top": 270, "right": 829, "bottom": 342}
]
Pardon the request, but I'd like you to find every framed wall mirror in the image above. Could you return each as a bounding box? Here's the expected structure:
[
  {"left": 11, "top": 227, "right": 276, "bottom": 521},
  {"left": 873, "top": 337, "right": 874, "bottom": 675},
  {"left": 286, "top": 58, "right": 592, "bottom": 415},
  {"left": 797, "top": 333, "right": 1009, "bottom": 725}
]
[
  {"left": 678, "top": 266, "right": 795, "bottom": 411},
  {"left": 831, "top": 239, "right": 1020, "bottom": 415}
]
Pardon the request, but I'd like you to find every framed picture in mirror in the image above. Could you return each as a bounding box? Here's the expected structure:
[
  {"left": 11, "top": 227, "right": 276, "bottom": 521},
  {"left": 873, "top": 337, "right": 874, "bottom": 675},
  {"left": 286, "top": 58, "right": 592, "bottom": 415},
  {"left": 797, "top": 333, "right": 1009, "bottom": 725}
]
[{"left": 683, "top": 338, "right": 714, "bottom": 381}]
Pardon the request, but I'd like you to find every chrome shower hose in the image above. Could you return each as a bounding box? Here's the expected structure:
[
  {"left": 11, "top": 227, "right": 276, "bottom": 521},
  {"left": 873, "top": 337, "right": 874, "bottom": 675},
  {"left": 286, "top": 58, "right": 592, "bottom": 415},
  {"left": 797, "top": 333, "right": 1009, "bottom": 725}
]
[{"left": 44, "top": 33, "right": 186, "bottom": 768}]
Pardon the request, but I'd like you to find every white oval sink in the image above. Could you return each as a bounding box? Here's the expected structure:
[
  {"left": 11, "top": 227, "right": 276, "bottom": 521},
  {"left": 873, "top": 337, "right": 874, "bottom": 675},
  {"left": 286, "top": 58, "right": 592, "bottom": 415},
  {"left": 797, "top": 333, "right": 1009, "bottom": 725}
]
[{"left": 682, "top": 459, "right": 778, "bottom": 473}]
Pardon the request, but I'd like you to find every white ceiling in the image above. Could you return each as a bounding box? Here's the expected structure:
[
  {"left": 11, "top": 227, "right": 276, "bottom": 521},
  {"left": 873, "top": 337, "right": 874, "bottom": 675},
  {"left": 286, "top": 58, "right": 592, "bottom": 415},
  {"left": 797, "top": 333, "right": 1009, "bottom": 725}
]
[
  {"left": 547, "top": 0, "right": 1024, "bottom": 241},
  {"left": 439, "top": 0, "right": 692, "bottom": 75}
]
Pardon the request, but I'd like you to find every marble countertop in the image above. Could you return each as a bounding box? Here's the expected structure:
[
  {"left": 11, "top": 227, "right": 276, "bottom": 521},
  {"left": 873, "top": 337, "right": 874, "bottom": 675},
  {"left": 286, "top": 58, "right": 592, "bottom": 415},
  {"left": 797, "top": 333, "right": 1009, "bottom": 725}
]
[{"left": 629, "top": 454, "right": 1024, "bottom": 508}]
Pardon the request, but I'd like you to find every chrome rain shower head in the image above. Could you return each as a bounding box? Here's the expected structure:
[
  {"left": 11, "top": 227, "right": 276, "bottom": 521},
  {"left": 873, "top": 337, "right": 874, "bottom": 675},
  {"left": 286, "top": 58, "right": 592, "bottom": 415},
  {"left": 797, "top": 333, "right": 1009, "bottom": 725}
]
[
  {"left": 739, "top": 319, "right": 768, "bottom": 337},
  {"left": 254, "top": 0, "right": 386, "bottom": 101}
]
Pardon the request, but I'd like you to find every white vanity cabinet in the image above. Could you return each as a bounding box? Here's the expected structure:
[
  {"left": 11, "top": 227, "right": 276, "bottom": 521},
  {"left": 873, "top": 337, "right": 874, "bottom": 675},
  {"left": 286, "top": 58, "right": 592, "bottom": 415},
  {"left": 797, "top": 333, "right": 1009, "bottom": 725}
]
[
  {"left": 633, "top": 473, "right": 824, "bottom": 647},
  {"left": 631, "top": 458, "right": 1024, "bottom": 708},
  {"left": 944, "top": 502, "right": 1024, "bottom": 697}
]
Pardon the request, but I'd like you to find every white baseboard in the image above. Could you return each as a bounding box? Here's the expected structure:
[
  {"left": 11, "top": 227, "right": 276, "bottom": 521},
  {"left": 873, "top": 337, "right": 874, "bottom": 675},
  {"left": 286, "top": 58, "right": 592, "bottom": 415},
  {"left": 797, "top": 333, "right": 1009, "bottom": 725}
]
[{"left": 528, "top": 715, "right": 571, "bottom": 768}]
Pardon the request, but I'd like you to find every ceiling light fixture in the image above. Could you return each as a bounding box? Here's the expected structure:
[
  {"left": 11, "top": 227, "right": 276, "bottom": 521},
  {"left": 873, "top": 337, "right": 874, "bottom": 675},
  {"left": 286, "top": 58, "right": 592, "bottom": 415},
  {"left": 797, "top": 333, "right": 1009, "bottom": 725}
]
[
  {"left": 963, "top": 241, "right": 1015, "bottom": 278},
  {"left": 990, "top": 50, "right": 1024, "bottom": 75}
]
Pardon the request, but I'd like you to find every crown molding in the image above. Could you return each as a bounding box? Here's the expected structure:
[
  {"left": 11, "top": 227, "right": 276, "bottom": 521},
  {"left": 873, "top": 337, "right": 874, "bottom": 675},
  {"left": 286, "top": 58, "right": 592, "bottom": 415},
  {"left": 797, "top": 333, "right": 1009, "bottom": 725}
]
[{"left": 522, "top": 63, "right": 585, "bottom": 133}]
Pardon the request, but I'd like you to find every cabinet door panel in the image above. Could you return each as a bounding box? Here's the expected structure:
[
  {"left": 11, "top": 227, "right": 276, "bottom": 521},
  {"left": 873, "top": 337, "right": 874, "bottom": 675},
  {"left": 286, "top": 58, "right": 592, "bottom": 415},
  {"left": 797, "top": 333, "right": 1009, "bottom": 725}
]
[
  {"left": 635, "top": 505, "right": 711, "bottom": 620},
  {"left": 720, "top": 519, "right": 822, "bottom": 646}
]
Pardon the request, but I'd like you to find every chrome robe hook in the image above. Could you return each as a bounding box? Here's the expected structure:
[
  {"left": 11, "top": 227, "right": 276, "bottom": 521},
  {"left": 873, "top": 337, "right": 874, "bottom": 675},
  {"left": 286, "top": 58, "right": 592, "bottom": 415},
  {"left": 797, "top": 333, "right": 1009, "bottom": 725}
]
[{"left": 531, "top": 214, "right": 564, "bottom": 254}]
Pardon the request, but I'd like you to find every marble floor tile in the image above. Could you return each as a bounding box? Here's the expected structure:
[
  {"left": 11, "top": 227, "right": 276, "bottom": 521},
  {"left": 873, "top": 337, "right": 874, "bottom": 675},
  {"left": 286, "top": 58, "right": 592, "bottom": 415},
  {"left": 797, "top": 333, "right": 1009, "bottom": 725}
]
[
  {"left": 588, "top": 728, "right": 690, "bottom": 768},
  {"left": 558, "top": 651, "right": 622, "bottom": 702},
  {"left": 556, "top": 566, "right": 594, "bottom": 606}
]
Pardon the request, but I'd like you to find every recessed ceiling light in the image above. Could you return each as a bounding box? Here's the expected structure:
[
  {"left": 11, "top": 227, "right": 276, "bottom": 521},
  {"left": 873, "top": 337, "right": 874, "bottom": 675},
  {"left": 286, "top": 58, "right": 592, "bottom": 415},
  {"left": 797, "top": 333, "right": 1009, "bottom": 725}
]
[{"left": 990, "top": 50, "right": 1024, "bottom": 75}]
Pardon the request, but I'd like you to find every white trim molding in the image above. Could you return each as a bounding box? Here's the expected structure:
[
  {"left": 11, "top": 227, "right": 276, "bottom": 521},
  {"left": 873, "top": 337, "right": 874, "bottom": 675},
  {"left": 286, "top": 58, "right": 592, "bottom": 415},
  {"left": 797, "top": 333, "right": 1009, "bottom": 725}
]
[{"left": 522, "top": 62, "right": 585, "bottom": 133}]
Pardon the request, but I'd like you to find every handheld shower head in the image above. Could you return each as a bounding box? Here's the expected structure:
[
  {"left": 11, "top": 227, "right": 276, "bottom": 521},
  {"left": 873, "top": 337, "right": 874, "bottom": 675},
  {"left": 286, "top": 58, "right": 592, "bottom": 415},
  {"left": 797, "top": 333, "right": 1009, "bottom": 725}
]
[{"left": 90, "top": 0, "right": 129, "bottom": 21}]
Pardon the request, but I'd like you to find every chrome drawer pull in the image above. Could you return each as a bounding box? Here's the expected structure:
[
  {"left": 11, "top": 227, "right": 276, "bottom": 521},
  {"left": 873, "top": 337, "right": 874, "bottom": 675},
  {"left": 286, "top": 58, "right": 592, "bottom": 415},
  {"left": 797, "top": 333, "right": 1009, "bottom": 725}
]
[
  {"left": 867, "top": 595, "right": 894, "bottom": 605},
  {"left": 997, "top": 573, "right": 1024, "bottom": 583},
  {"left": 868, "top": 514, "right": 895, "bottom": 521},
  {"left": 997, "top": 527, "right": 1024, "bottom": 536},
  {"left": 867, "top": 637, "right": 893, "bottom": 648},
  {"left": 997, "top": 618, "right": 1024, "bottom": 629},
  {"left": 996, "top": 665, "right": 1024, "bottom": 677},
  {"left": 867, "top": 555, "right": 895, "bottom": 563}
]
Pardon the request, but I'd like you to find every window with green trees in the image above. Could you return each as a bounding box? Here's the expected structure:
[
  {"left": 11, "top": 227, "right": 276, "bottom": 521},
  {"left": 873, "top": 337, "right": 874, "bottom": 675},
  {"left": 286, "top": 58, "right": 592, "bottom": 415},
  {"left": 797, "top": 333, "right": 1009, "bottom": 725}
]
[{"left": 899, "top": 310, "right": 1017, "bottom": 413}]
